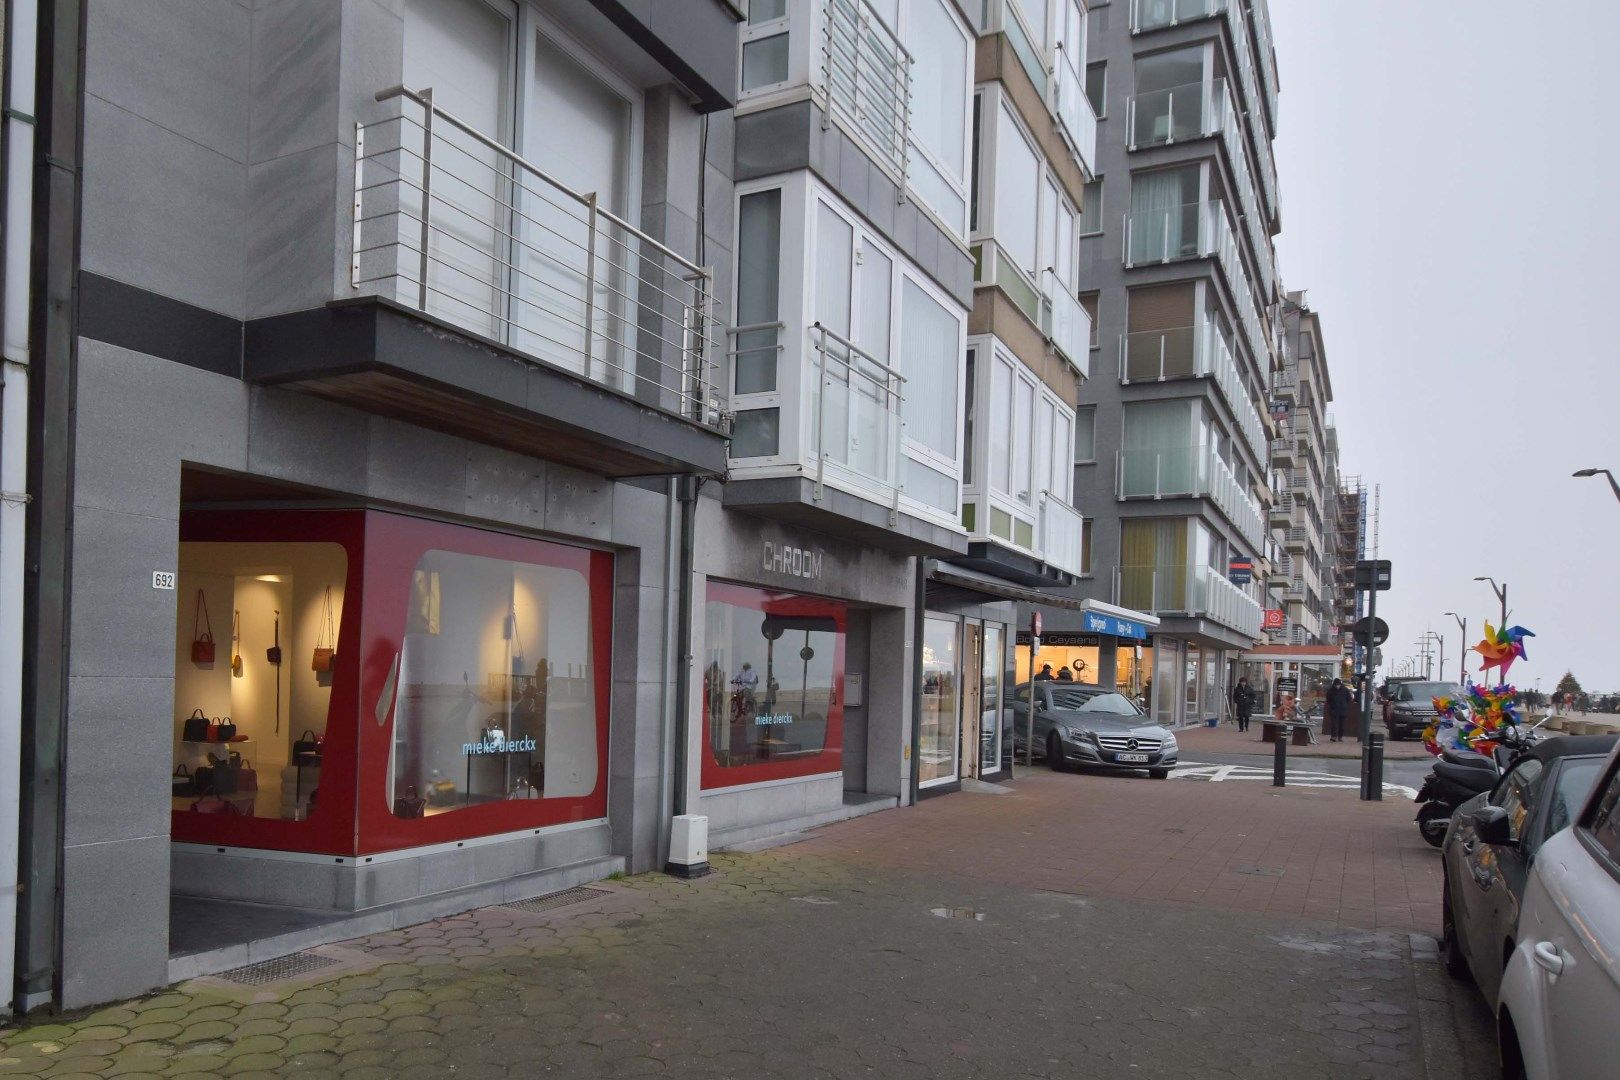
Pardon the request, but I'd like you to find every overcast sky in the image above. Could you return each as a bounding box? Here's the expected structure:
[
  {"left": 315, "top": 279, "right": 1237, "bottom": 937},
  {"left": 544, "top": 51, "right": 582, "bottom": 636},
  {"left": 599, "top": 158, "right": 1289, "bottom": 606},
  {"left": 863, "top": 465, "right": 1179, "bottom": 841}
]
[{"left": 1266, "top": 0, "right": 1620, "bottom": 695}]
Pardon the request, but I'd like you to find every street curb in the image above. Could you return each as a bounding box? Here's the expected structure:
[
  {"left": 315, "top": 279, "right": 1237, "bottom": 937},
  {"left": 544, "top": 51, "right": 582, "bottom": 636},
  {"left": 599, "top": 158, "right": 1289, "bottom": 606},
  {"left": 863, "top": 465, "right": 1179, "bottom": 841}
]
[{"left": 1408, "top": 931, "right": 1492, "bottom": 1079}]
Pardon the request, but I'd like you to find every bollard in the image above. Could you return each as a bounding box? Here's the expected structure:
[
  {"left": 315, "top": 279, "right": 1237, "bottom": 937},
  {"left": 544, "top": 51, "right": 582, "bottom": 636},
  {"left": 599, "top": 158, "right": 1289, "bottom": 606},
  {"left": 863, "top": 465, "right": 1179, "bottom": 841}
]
[
  {"left": 1273, "top": 727, "right": 1287, "bottom": 787},
  {"left": 1366, "top": 732, "right": 1385, "bottom": 802}
]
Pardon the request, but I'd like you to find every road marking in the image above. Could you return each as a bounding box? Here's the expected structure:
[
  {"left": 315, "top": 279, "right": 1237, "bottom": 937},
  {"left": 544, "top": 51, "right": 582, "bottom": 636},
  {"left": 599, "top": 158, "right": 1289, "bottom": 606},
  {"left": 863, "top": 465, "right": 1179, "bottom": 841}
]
[{"left": 1170, "top": 761, "right": 1417, "bottom": 800}]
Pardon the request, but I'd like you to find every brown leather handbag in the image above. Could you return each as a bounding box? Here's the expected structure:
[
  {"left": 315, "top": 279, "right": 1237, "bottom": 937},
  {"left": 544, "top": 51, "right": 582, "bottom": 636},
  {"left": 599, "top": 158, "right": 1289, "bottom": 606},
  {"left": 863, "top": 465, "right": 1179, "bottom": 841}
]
[
  {"left": 190, "top": 589, "right": 215, "bottom": 664},
  {"left": 311, "top": 586, "right": 336, "bottom": 672}
]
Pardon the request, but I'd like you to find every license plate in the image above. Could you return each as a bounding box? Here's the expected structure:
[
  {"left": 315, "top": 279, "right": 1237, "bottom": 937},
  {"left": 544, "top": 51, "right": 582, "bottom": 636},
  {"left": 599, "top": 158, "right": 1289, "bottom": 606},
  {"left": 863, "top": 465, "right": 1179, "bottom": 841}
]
[{"left": 1116, "top": 752, "right": 1150, "bottom": 763}]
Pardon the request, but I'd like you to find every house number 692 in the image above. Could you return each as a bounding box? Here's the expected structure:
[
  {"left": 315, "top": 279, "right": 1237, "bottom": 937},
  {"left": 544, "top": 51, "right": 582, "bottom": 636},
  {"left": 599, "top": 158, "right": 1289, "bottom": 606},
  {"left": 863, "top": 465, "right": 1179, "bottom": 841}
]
[{"left": 152, "top": 571, "right": 176, "bottom": 590}]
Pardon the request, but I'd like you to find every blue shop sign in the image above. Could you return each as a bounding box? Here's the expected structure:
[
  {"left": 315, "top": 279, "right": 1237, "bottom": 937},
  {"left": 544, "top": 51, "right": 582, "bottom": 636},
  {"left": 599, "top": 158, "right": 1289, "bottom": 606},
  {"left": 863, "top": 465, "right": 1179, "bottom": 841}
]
[{"left": 1083, "top": 612, "right": 1148, "bottom": 640}]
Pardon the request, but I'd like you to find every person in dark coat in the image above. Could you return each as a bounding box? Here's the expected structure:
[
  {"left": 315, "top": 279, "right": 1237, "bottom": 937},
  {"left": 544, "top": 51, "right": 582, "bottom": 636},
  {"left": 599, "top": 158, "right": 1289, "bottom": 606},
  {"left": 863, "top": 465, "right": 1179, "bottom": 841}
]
[
  {"left": 1231, "top": 677, "right": 1256, "bottom": 733},
  {"left": 1325, "top": 678, "right": 1355, "bottom": 742}
]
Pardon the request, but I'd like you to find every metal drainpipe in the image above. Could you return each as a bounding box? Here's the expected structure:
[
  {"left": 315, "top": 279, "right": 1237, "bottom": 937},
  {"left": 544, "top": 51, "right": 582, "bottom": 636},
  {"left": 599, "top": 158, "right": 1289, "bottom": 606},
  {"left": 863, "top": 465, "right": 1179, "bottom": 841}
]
[
  {"left": 0, "top": 0, "right": 41, "bottom": 1018},
  {"left": 16, "top": 0, "right": 84, "bottom": 1014},
  {"left": 909, "top": 558, "right": 927, "bottom": 806},
  {"left": 670, "top": 475, "right": 701, "bottom": 821}
]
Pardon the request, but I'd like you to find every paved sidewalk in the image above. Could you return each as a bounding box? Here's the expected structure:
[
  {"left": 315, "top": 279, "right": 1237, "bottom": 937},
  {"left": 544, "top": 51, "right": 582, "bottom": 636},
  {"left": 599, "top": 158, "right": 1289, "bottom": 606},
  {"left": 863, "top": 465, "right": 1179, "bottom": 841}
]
[
  {"left": 1180, "top": 723, "right": 1434, "bottom": 760},
  {"left": 0, "top": 772, "right": 1492, "bottom": 1079}
]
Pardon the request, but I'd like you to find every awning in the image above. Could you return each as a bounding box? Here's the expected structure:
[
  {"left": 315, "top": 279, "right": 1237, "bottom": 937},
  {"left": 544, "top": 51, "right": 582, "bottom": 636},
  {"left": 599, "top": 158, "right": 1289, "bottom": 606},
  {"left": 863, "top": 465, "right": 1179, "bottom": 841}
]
[{"left": 925, "top": 564, "right": 1160, "bottom": 639}]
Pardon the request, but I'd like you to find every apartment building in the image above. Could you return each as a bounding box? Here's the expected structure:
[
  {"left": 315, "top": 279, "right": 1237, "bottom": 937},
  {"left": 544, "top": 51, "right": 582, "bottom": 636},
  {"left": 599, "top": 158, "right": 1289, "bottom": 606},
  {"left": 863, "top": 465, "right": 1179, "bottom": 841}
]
[
  {"left": 1270, "top": 289, "right": 1334, "bottom": 647},
  {"left": 1027, "top": 0, "right": 1281, "bottom": 728}
]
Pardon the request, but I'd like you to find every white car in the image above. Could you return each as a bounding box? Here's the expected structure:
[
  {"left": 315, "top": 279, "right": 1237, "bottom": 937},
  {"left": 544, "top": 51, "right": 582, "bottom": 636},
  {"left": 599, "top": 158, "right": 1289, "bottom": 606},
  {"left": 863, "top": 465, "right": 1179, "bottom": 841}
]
[{"left": 1496, "top": 742, "right": 1620, "bottom": 1079}]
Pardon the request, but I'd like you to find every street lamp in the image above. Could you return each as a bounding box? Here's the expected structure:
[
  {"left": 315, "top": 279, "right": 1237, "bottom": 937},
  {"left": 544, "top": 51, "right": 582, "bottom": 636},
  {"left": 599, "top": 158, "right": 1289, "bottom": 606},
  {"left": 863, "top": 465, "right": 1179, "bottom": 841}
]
[
  {"left": 1473, "top": 576, "right": 1509, "bottom": 684},
  {"left": 1444, "top": 611, "right": 1467, "bottom": 684},
  {"left": 1573, "top": 467, "right": 1620, "bottom": 503}
]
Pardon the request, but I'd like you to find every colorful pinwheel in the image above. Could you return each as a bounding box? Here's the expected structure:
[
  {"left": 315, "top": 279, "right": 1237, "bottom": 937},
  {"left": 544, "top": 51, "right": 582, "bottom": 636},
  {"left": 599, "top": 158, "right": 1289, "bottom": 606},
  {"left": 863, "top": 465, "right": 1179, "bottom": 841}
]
[{"left": 1473, "top": 623, "right": 1535, "bottom": 678}]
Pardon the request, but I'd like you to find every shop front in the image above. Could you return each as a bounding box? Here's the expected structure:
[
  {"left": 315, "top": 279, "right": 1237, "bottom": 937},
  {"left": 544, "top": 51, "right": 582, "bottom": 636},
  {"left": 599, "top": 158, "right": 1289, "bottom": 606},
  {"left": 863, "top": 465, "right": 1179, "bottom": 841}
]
[
  {"left": 689, "top": 499, "right": 916, "bottom": 847},
  {"left": 169, "top": 508, "right": 617, "bottom": 911},
  {"left": 1237, "top": 645, "right": 1348, "bottom": 721}
]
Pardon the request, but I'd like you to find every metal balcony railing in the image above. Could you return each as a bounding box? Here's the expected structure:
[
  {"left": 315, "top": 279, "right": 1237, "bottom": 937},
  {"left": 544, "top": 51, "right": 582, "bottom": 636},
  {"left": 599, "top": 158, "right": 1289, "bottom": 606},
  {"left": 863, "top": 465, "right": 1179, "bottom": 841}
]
[
  {"left": 1039, "top": 493, "right": 1086, "bottom": 579},
  {"left": 1114, "top": 445, "right": 1264, "bottom": 552},
  {"left": 810, "top": 321, "right": 905, "bottom": 509},
  {"left": 1114, "top": 561, "right": 1262, "bottom": 639},
  {"left": 1117, "top": 322, "right": 1265, "bottom": 465},
  {"left": 822, "top": 0, "right": 912, "bottom": 185},
  {"left": 1129, "top": 0, "right": 1222, "bottom": 32},
  {"left": 352, "top": 87, "right": 725, "bottom": 429}
]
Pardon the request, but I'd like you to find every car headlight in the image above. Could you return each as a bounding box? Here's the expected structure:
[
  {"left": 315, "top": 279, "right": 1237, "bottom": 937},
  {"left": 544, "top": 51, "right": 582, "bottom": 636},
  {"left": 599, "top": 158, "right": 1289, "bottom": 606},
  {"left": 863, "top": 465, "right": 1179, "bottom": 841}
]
[
  {"left": 1069, "top": 728, "right": 1097, "bottom": 746},
  {"left": 1163, "top": 734, "right": 1178, "bottom": 750}
]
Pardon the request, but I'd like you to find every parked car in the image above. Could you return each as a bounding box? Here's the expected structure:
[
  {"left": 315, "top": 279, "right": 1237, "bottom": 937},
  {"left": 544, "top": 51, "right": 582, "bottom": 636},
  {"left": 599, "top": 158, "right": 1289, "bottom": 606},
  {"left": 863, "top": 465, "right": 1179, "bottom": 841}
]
[
  {"left": 1495, "top": 740, "right": 1620, "bottom": 1080},
  {"left": 1439, "top": 735, "right": 1615, "bottom": 1004},
  {"left": 1006, "top": 683, "right": 1179, "bottom": 779},
  {"left": 1383, "top": 679, "right": 1461, "bottom": 740}
]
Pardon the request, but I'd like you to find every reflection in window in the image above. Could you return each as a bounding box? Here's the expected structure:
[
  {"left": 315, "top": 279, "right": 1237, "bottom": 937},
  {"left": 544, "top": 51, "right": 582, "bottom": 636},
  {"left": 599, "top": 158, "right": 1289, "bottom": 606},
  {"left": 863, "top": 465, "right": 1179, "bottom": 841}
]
[
  {"left": 920, "top": 617, "right": 959, "bottom": 784},
  {"left": 705, "top": 585, "right": 843, "bottom": 769},
  {"left": 392, "top": 549, "right": 597, "bottom": 816}
]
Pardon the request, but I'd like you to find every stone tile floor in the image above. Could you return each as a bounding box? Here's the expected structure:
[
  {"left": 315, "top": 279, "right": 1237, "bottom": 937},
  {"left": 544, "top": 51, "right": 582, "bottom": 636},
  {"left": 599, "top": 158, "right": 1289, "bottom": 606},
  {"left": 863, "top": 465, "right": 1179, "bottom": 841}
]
[{"left": 0, "top": 772, "right": 1496, "bottom": 1078}]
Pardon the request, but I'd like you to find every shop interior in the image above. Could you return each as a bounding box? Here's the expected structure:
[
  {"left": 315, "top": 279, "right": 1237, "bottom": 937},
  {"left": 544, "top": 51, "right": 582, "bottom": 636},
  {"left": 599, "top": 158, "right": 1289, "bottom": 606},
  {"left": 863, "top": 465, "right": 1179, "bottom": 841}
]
[{"left": 1015, "top": 638, "right": 1152, "bottom": 710}]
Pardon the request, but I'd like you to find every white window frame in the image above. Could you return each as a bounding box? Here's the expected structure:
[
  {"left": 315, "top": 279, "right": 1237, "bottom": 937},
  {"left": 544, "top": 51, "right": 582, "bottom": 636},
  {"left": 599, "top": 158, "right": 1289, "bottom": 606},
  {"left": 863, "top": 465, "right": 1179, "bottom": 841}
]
[
  {"left": 902, "top": 0, "right": 976, "bottom": 241},
  {"left": 728, "top": 172, "right": 968, "bottom": 533},
  {"left": 737, "top": 0, "right": 804, "bottom": 99}
]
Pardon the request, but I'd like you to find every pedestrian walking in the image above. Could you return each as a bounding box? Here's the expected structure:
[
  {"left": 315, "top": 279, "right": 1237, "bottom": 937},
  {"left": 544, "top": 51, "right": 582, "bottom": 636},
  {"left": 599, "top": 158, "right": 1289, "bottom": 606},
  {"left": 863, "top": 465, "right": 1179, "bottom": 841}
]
[
  {"left": 1325, "top": 678, "right": 1354, "bottom": 742},
  {"left": 1231, "top": 677, "right": 1256, "bottom": 733}
]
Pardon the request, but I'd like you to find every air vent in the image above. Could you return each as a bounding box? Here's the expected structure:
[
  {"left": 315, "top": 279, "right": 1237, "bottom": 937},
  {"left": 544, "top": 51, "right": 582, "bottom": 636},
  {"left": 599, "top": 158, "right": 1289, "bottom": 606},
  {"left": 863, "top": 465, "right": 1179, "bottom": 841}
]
[
  {"left": 218, "top": 951, "right": 341, "bottom": 986},
  {"left": 500, "top": 885, "right": 611, "bottom": 916}
]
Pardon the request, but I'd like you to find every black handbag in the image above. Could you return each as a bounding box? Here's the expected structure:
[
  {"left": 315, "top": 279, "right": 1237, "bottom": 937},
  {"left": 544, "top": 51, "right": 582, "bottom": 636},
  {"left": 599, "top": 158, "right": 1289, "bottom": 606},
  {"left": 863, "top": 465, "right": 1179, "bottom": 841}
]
[
  {"left": 209, "top": 752, "right": 238, "bottom": 795},
  {"left": 172, "top": 764, "right": 197, "bottom": 796},
  {"left": 192, "top": 763, "right": 215, "bottom": 796},
  {"left": 293, "top": 729, "right": 321, "bottom": 759},
  {"left": 182, "top": 708, "right": 209, "bottom": 742},
  {"left": 216, "top": 717, "right": 237, "bottom": 742}
]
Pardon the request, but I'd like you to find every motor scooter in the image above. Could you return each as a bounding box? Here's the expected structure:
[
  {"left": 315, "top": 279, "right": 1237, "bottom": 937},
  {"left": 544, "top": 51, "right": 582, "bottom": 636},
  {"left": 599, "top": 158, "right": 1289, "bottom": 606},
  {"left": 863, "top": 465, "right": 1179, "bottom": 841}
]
[{"left": 1413, "top": 720, "right": 1540, "bottom": 847}]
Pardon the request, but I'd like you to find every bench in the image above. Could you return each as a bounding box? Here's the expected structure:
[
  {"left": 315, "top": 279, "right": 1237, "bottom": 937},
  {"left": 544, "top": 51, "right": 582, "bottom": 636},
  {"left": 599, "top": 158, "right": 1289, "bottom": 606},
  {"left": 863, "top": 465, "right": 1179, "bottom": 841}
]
[{"left": 1261, "top": 720, "right": 1316, "bottom": 747}]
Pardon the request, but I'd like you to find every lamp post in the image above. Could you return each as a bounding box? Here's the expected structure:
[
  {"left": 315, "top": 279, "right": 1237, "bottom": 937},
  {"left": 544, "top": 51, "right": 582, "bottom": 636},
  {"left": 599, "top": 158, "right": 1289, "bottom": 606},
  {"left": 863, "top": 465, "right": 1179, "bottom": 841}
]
[
  {"left": 1444, "top": 612, "right": 1467, "bottom": 684},
  {"left": 1573, "top": 467, "right": 1620, "bottom": 503},
  {"left": 1473, "top": 576, "right": 1508, "bottom": 684}
]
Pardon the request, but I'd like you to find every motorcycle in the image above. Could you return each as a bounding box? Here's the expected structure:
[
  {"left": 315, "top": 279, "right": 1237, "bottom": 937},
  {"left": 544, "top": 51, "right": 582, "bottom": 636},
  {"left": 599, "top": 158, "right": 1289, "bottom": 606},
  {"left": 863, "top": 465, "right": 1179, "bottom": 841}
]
[{"left": 1413, "top": 720, "right": 1541, "bottom": 848}]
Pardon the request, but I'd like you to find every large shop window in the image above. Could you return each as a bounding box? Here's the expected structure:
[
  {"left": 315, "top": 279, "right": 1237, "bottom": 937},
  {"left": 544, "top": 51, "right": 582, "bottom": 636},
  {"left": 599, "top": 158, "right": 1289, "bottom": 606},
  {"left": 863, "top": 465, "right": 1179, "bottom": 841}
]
[
  {"left": 172, "top": 510, "right": 611, "bottom": 856},
  {"left": 919, "top": 617, "right": 960, "bottom": 786},
  {"left": 702, "top": 583, "right": 846, "bottom": 788}
]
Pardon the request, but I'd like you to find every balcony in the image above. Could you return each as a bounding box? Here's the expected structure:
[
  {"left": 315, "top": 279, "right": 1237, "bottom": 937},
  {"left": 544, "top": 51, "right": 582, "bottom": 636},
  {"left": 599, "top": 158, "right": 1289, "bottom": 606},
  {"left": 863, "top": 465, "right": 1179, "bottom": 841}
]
[
  {"left": 246, "top": 87, "right": 727, "bottom": 479},
  {"left": 1115, "top": 561, "right": 1263, "bottom": 639},
  {"left": 1118, "top": 322, "right": 1265, "bottom": 465},
  {"left": 1039, "top": 493, "right": 1087, "bottom": 579},
  {"left": 1051, "top": 31, "right": 1099, "bottom": 177},
  {"left": 1042, "top": 269, "right": 1093, "bottom": 378},
  {"left": 821, "top": 0, "right": 911, "bottom": 182},
  {"left": 807, "top": 323, "right": 906, "bottom": 509},
  {"left": 1115, "top": 445, "right": 1265, "bottom": 552},
  {"left": 1129, "top": 0, "right": 1223, "bottom": 32}
]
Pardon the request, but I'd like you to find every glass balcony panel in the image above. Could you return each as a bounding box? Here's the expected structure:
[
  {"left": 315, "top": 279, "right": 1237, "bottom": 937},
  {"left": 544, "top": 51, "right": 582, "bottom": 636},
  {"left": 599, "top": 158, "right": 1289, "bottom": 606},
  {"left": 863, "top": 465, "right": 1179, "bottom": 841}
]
[
  {"left": 1121, "top": 326, "right": 1197, "bottom": 382},
  {"left": 1129, "top": 81, "right": 1208, "bottom": 148},
  {"left": 1132, "top": 0, "right": 1223, "bottom": 32},
  {"left": 1125, "top": 200, "right": 1203, "bottom": 265},
  {"left": 1039, "top": 494, "right": 1086, "bottom": 578}
]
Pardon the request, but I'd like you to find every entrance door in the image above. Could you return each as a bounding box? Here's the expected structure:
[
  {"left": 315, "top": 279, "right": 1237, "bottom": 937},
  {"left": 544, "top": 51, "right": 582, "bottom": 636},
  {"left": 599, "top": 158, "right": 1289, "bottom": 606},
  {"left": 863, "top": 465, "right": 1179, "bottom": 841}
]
[
  {"left": 960, "top": 623, "right": 983, "bottom": 779},
  {"left": 981, "top": 623, "right": 1005, "bottom": 773},
  {"left": 919, "top": 616, "right": 960, "bottom": 787}
]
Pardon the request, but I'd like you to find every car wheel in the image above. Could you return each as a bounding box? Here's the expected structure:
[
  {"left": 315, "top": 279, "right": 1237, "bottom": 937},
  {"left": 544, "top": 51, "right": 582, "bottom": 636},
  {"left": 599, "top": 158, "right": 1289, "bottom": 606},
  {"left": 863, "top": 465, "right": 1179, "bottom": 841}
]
[
  {"left": 1149, "top": 768, "right": 1170, "bottom": 780},
  {"left": 1441, "top": 877, "right": 1469, "bottom": 980},
  {"left": 1046, "top": 732, "right": 1065, "bottom": 772},
  {"left": 1417, "top": 803, "right": 1450, "bottom": 848}
]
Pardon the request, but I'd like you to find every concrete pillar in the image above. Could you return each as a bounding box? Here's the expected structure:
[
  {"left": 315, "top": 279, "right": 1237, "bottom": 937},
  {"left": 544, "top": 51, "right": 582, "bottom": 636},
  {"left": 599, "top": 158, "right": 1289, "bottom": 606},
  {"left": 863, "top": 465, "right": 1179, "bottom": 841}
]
[
  {"left": 864, "top": 607, "right": 912, "bottom": 801},
  {"left": 1095, "top": 640, "right": 1118, "bottom": 689}
]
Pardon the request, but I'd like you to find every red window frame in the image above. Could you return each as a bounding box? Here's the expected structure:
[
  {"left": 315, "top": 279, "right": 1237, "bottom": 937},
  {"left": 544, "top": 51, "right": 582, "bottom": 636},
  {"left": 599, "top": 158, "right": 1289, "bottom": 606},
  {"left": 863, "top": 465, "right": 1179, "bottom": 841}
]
[
  {"left": 700, "top": 581, "right": 846, "bottom": 789},
  {"left": 172, "top": 509, "right": 614, "bottom": 857}
]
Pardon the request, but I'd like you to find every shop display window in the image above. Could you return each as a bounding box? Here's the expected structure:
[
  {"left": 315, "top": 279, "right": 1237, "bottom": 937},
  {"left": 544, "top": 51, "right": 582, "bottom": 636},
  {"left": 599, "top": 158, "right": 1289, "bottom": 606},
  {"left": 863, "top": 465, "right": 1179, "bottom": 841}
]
[
  {"left": 919, "top": 617, "right": 960, "bottom": 786},
  {"left": 702, "top": 582, "right": 845, "bottom": 788},
  {"left": 172, "top": 509, "right": 612, "bottom": 856}
]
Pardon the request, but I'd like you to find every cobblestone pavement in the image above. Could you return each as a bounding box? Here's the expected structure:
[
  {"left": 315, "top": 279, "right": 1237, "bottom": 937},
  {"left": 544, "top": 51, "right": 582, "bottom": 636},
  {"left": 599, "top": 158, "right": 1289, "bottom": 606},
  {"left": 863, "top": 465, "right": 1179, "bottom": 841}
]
[{"left": 0, "top": 775, "right": 1495, "bottom": 1078}]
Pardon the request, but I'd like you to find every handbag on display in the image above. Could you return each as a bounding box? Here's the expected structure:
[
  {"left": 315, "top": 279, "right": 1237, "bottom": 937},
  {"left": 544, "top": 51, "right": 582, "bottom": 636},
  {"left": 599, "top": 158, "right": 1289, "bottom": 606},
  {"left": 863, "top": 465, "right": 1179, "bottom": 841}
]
[
  {"left": 190, "top": 794, "right": 238, "bottom": 815},
  {"left": 190, "top": 589, "right": 215, "bottom": 664},
  {"left": 182, "top": 708, "right": 209, "bottom": 742},
  {"left": 216, "top": 716, "right": 237, "bottom": 742},
  {"left": 311, "top": 586, "right": 336, "bottom": 672},
  {"left": 231, "top": 609, "right": 243, "bottom": 677},
  {"left": 192, "top": 762, "right": 214, "bottom": 795},
  {"left": 292, "top": 728, "right": 321, "bottom": 759},
  {"left": 266, "top": 611, "right": 282, "bottom": 666},
  {"left": 237, "top": 758, "right": 258, "bottom": 794},
  {"left": 392, "top": 786, "right": 426, "bottom": 819},
  {"left": 209, "top": 752, "right": 238, "bottom": 795},
  {"left": 172, "top": 764, "right": 197, "bottom": 796}
]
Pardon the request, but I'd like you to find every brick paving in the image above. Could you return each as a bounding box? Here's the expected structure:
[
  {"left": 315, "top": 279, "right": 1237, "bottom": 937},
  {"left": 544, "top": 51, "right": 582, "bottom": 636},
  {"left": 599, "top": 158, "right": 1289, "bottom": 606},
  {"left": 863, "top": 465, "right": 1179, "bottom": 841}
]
[
  {"left": 0, "top": 769, "right": 1492, "bottom": 1079},
  {"left": 1178, "top": 722, "right": 1435, "bottom": 760}
]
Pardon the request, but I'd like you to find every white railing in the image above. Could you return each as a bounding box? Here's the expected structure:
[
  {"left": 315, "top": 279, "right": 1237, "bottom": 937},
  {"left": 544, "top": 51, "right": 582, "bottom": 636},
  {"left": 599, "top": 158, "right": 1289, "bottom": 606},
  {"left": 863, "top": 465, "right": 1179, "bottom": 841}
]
[
  {"left": 1039, "top": 492, "right": 1086, "bottom": 578},
  {"left": 1117, "top": 322, "right": 1265, "bottom": 465},
  {"left": 1052, "top": 38, "right": 1098, "bottom": 174},
  {"left": 1115, "top": 444, "right": 1263, "bottom": 552},
  {"left": 1114, "top": 561, "right": 1262, "bottom": 639},
  {"left": 1042, "top": 269, "right": 1092, "bottom": 378},
  {"left": 809, "top": 321, "right": 905, "bottom": 508},
  {"left": 822, "top": 0, "right": 911, "bottom": 184},
  {"left": 352, "top": 87, "right": 725, "bottom": 429}
]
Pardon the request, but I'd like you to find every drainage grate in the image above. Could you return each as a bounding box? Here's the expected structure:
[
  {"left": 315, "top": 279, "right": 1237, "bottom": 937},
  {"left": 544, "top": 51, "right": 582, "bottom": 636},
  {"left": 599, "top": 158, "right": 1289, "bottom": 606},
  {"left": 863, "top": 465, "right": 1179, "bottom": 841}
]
[
  {"left": 501, "top": 885, "right": 611, "bottom": 916},
  {"left": 218, "top": 951, "right": 341, "bottom": 986}
]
